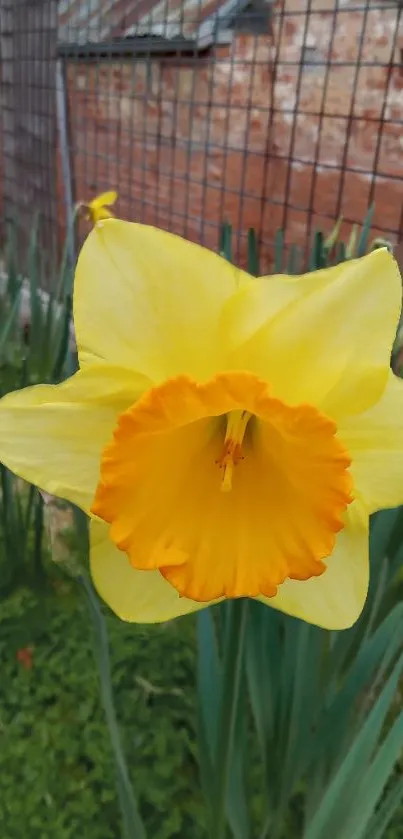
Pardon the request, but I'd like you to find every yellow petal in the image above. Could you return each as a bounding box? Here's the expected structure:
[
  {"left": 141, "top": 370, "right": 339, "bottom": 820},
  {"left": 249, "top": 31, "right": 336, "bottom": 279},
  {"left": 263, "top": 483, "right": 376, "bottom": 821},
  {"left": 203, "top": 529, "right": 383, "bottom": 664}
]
[
  {"left": 260, "top": 500, "right": 368, "bottom": 630},
  {"left": 224, "top": 249, "right": 401, "bottom": 416},
  {"left": 90, "top": 519, "right": 211, "bottom": 622},
  {"left": 339, "top": 372, "right": 403, "bottom": 513},
  {"left": 74, "top": 219, "right": 249, "bottom": 381},
  {"left": 0, "top": 365, "right": 149, "bottom": 511}
]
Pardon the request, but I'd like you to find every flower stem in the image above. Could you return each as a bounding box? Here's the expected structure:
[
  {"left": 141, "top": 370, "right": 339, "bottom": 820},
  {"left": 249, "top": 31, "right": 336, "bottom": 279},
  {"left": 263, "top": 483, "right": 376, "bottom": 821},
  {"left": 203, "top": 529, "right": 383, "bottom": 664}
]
[
  {"left": 211, "top": 599, "right": 249, "bottom": 839},
  {"left": 80, "top": 574, "right": 146, "bottom": 839}
]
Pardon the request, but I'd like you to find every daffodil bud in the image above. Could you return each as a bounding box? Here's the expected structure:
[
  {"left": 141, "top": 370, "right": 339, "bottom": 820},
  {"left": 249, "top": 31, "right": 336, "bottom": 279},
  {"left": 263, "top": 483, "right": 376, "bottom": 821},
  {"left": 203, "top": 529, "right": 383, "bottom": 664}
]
[{"left": 76, "top": 190, "right": 118, "bottom": 226}]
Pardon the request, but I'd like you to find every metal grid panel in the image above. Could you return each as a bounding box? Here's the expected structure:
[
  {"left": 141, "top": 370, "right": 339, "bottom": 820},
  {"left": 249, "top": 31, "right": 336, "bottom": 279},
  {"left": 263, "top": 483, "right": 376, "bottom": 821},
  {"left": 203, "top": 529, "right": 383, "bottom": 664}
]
[
  {"left": 0, "top": 0, "right": 59, "bottom": 273},
  {"left": 1, "top": 0, "right": 402, "bottom": 272}
]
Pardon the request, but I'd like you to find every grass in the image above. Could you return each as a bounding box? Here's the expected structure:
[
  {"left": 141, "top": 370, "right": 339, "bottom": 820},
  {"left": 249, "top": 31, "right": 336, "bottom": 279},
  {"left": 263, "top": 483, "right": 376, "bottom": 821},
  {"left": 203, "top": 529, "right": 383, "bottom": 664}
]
[
  {"left": 0, "top": 571, "right": 207, "bottom": 839},
  {"left": 3, "top": 570, "right": 403, "bottom": 839},
  {"left": 1, "top": 505, "right": 403, "bottom": 839}
]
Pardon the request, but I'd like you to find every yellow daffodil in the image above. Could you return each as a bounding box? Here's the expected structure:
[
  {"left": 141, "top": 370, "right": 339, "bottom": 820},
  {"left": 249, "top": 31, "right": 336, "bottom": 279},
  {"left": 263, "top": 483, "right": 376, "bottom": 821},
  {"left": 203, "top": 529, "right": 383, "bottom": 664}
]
[
  {"left": 78, "top": 191, "right": 118, "bottom": 225},
  {"left": 0, "top": 220, "right": 402, "bottom": 629}
]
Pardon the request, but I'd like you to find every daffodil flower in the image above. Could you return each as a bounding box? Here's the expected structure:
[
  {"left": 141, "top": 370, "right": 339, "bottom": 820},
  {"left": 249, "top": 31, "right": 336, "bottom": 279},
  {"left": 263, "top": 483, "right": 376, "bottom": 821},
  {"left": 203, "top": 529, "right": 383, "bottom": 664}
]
[
  {"left": 77, "top": 191, "right": 118, "bottom": 225},
  {"left": 0, "top": 220, "right": 402, "bottom": 629}
]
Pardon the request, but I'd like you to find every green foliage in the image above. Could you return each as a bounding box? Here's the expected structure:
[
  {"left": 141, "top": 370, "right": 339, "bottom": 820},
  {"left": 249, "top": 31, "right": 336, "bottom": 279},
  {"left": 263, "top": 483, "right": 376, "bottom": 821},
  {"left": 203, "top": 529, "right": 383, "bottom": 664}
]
[
  {"left": 81, "top": 573, "right": 146, "bottom": 839},
  {"left": 0, "top": 217, "right": 75, "bottom": 602},
  {"left": 320, "top": 204, "right": 390, "bottom": 265},
  {"left": 201, "top": 219, "right": 403, "bottom": 839},
  {"left": 0, "top": 584, "right": 205, "bottom": 839},
  {"left": 219, "top": 206, "right": 392, "bottom": 279},
  {"left": 196, "top": 518, "right": 403, "bottom": 839},
  {"left": 0, "top": 215, "right": 74, "bottom": 394}
]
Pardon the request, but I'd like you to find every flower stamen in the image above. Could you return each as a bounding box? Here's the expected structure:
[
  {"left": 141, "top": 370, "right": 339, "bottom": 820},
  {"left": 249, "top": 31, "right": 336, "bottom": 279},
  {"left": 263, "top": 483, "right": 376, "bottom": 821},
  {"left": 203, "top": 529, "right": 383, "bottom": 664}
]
[{"left": 216, "top": 410, "right": 251, "bottom": 492}]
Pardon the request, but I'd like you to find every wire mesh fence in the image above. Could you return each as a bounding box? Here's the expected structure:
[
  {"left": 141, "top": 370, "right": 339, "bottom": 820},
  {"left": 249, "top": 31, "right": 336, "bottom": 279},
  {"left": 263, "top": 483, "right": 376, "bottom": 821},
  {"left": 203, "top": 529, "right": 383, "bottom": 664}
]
[{"left": 0, "top": 0, "right": 402, "bottom": 275}]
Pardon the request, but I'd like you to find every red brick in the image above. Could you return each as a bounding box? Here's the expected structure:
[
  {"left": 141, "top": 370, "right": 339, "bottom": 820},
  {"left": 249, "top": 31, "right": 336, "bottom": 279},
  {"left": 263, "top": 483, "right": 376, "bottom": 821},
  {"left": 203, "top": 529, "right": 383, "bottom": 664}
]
[{"left": 45, "top": 15, "right": 403, "bottom": 271}]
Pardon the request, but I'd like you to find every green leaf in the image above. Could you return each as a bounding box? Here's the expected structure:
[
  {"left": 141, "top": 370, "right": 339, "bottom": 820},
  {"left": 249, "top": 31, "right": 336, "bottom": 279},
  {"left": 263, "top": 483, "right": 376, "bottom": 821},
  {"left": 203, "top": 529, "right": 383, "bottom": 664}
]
[
  {"left": 324, "top": 215, "right": 343, "bottom": 250},
  {"left": 4, "top": 219, "right": 20, "bottom": 300},
  {"left": 51, "top": 294, "right": 72, "bottom": 381},
  {"left": 32, "top": 493, "right": 45, "bottom": 582},
  {"left": 366, "top": 778, "right": 403, "bottom": 839},
  {"left": 303, "top": 649, "right": 403, "bottom": 839},
  {"left": 247, "top": 229, "right": 259, "bottom": 275},
  {"left": 310, "top": 604, "right": 403, "bottom": 768},
  {"left": 356, "top": 203, "right": 375, "bottom": 257},
  {"left": 286, "top": 243, "right": 301, "bottom": 274},
  {"left": 0, "top": 280, "right": 22, "bottom": 357},
  {"left": 335, "top": 241, "right": 346, "bottom": 264},
  {"left": 273, "top": 229, "right": 284, "bottom": 272},
  {"left": 196, "top": 609, "right": 221, "bottom": 762},
  {"left": 211, "top": 600, "right": 248, "bottom": 839},
  {"left": 346, "top": 712, "right": 403, "bottom": 839},
  {"left": 245, "top": 602, "right": 273, "bottom": 758},
  {"left": 80, "top": 575, "right": 146, "bottom": 839},
  {"left": 219, "top": 223, "right": 233, "bottom": 262},
  {"left": 309, "top": 230, "right": 326, "bottom": 270},
  {"left": 27, "top": 216, "right": 44, "bottom": 364},
  {"left": 226, "top": 673, "right": 250, "bottom": 839},
  {"left": 345, "top": 224, "right": 358, "bottom": 259}
]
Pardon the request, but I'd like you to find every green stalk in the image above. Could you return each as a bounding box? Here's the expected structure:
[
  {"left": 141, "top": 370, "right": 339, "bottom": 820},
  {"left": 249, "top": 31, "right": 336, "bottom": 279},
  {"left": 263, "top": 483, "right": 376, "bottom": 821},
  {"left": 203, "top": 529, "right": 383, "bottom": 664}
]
[
  {"left": 80, "top": 574, "right": 146, "bottom": 839},
  {"left": 32, "top": 492, "right": 45, "bottom": 584},
  {"left": 211, "top": 599, "right": 249, "bottom": 839}
]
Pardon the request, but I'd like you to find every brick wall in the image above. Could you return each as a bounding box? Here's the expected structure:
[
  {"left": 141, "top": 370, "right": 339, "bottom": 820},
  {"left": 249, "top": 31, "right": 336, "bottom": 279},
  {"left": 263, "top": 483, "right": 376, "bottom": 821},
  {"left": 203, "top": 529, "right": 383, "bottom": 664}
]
[
  {"left": 65, "top": 36, "right": 273, "bottom": 266},
  {"left": 61, "top": 1, "right": 403, "bottom": 270},
  {"left": 268, "top": 0, "right": 403, "bottom": 258}
]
